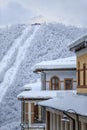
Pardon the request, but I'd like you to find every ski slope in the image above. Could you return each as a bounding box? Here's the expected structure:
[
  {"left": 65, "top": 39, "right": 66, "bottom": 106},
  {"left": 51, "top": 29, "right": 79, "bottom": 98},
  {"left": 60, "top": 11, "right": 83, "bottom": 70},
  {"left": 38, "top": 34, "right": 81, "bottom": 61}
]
[{"left": 0, "top": 25, "right": 40, "bottom": 102}]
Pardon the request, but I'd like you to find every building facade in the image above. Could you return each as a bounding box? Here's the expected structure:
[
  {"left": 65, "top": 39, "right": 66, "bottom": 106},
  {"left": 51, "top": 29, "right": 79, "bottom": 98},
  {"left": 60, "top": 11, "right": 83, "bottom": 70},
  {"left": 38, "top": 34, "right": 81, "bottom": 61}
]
[
  {"left": 18, "top": 90, "right": 58, "bottom": 130},
  {"left": 39, "top": 35, "right": 87, "bottom": 130},
  {"left": 33, "top": 56, "right": 76, "bottom": 90},
  {"left": 18, "top": 56, "right": 77, "bottom": 130},
  {"left": 70, "top": 36, "right": 87, "bottom": 94}
]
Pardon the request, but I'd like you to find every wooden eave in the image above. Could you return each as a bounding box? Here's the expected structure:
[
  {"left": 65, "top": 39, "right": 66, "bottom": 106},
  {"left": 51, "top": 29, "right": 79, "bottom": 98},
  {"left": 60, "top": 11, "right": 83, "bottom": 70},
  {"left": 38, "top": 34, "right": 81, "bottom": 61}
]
[
  {"left": 70, "top": 41, "right": 87, "bottom": 52},
  {"left": 34, "top": 68, "right": 76, "bottom": 73},
  {"left": 42, "top": 105, "right": 87, "bottom": 118},
  {"left": 18, "top": 97, "right": 52, "bottom": 101}
]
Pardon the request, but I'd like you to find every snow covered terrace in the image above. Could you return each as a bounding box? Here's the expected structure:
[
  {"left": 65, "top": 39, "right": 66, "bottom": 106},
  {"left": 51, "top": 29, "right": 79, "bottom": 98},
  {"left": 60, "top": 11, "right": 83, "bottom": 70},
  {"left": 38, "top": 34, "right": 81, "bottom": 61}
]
[
  {"left": 32, "top": 56, "right": 76, "bottom": 72},
  {"left": 23, "top": 80, "right": 41, "bottom": 91},
  {"left": 18, "top": 90, "right": 58, "bottom": 100},
  {"left": 38, "top": 91, "right": 87, "bottom": 117},
  {"left": 17, "top": 90, "right": 75, "bottom": 100}
]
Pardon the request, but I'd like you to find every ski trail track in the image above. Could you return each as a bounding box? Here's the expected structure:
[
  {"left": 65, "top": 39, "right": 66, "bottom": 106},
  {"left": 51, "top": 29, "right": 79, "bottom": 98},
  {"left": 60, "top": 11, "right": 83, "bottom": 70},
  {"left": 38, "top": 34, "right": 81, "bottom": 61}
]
[{"left": 0, "top": 25, "right": 40, "bottom": 102}]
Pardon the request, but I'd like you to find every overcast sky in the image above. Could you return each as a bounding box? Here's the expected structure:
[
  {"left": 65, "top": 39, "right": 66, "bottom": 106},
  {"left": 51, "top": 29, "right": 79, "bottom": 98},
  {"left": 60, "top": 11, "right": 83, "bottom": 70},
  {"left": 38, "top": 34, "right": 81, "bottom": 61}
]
[{"left": 0, "top": 0, "right": 87, "bottom": 27}]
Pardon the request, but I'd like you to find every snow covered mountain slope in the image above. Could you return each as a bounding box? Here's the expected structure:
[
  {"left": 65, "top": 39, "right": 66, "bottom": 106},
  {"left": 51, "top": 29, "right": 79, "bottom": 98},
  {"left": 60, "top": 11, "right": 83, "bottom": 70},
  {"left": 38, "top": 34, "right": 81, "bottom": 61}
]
[
  {"left": 0, "top": 23, "right": 87, "bottom": 130},
  {"left": 0, "top": 24, "right": 25, "bottom": 61},
  {"left": 0, "top": 25, "right": 39, "bottom": 103}
]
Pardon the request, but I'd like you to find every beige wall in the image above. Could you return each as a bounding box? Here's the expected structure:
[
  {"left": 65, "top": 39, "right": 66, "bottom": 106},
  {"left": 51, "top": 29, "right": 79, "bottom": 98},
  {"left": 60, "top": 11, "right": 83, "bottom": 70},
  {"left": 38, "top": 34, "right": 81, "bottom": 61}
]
[{"left": 77, "top": 53, "right": 87, "bottom": 94}]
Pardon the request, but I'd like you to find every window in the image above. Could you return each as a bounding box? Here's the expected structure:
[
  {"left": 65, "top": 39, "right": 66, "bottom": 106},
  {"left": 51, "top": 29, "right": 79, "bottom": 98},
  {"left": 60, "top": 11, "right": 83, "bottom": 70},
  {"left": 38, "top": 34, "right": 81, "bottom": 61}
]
[
  {"left": 37, "top": 106, "right": 42, "bottom": 122},
  {"left": 31, "top": 103, "right": 44, "bottom": 124},
  {"left": 64, "top": 78, "right": 73, "bottom": 90},
  {"left": 22, "top": 102, "right": 45, "bottom": 127},
  {"left": 46, "top": 111, "right": 50, "bottom": 130},
  {"left": 81, "top": 122, "right": 87, "bottom": 130},
  {"left": 78, "top": 61, "right": 80, "bottom": 86},
  {"left": 50, "top": 76, "right": 60, "bottom": 90},
  {"left": 31, "top": 103, "right": 35, "bottom": 123},
  {"left": 22, "top": 101, "right": 29, "bottom": 125},
  {"left": 77, "top": 62, "right": 86, "bottom": 87},
  {"left": 83, "top": 63, "right": 86, "bottom": 86},
  {"left": 55, "top": 114, "right": 57, "bottom": 130}
]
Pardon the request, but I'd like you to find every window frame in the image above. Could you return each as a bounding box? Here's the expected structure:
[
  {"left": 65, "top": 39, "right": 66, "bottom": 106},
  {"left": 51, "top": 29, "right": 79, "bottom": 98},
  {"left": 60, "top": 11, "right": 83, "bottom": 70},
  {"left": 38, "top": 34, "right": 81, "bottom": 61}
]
[
  {"left": 50, "top": 76, "right": 60, "bottom": 90},
  {"left": 31, "top": 103, "right": 44, "bottom": 124},
  {"left": 78, "top": 61, "right": 80, "bottom": 86},
  {"left": 64, "top": 78, "right": 73, "bottom": 90},
  {"left": 83, "top": 63, "right": 86, "bottom": 86},
  {"left": 22, "top": 101, "right": 29, "bottom": 125}
]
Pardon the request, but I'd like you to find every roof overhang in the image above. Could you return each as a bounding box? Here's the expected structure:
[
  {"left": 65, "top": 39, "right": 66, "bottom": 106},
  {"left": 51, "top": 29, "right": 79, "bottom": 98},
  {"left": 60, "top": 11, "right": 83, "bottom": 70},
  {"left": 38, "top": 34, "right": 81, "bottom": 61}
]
[
  {"left": 33, "top": 56, "right": 76, "bottom": 73},
  {"left": 38, "top": 91, "right": 87, "bottom": 117},
  {"left": 34, "top": 68, "right": 76, "bottom": 73},
  {"left": 18, "top": 97, "right": 51, "bottom": 101},
  {"left": 43, "top": 105, "right": 87, "bottom": 118},
  {"left": 17, "top": 90, "right": 59, "bottom": 100},
  {"left": 69, "top": 35, "right": 87, "bottom": 52}
]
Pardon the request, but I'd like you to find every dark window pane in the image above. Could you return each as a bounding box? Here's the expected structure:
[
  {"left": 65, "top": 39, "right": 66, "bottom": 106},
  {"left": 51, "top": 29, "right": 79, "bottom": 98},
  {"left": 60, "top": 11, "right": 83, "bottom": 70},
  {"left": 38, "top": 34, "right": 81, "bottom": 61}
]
[
  {"left": 51, "top": 76, "right": 59, "bottom": 90},
  {"left": 65, "top": 79, "right": 72, "bottom": 90}
]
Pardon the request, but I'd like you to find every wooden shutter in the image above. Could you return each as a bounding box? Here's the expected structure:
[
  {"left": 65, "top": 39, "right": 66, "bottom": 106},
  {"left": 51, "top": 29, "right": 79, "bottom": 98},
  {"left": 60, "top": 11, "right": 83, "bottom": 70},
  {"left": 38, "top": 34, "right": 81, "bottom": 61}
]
[
  {"left": 46, "top": 111, "right": 50, "bottom": 130},
  {"left": 31, "top": 103, "right": 35, "bottom": 123},
  {"left": 83, "top": 63, "right": 86, "bottom": 86}
]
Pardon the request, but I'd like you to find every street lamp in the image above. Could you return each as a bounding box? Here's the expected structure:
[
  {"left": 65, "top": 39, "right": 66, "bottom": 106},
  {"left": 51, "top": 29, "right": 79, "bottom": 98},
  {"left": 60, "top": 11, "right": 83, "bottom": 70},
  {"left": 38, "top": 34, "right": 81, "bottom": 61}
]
[
  {"left": 61, "top": 114, "right": 70, "bottom": 122},
  {"left": 61, "top": 109, "right": 79, "bottom": 130}
]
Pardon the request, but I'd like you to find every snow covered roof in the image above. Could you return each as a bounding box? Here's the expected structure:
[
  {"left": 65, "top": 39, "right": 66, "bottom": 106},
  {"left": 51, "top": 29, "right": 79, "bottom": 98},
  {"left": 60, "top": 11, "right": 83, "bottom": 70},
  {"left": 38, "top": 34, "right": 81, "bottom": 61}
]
[
  {"left": 18, "top": 90, "right": 58, "bottom": 100},
  {"left": 33, "top": 56, "right": 76, "bottom": 72},
  {"left": 17, "top": 90, "right": 74, "bottom": 100},
  {"left": 23, "top": 81, "right": 41, "bottom": 91},
  {"left": 69, "top": 34, "right": 87, "bottom": 52},
  {"left": 38, "top": 91, "right": 87, "bottom": 117}
]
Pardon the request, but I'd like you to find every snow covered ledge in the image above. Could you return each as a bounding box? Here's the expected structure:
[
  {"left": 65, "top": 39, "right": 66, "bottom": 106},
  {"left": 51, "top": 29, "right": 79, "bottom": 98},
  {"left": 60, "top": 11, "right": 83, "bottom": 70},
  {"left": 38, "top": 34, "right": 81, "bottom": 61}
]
[
  {"left": 56, "top": 90, "right": 77, "bottom": 98},
  {"left": 23, "top": 79, "right": 41, "bottom": 91}
]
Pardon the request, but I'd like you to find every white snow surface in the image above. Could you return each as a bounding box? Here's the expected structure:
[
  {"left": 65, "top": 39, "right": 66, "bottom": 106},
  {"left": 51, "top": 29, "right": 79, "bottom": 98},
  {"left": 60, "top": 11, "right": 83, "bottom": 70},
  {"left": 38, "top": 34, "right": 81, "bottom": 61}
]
[
  {"left": 18, "top": 90, "right": 58, "bottom": 99},
  {"left": 18, "top": 90, "right": 76, "bottom": 100},
  {"left": 0, "top": 26, "right": 40, "bottom": 102},
  {"left": 39, "top": 91, "right": 87, "bottom": 116},
  {"left": 23, "top": 80, "right": 41, "bottom": 91},
  {"left": 33, "top": 56, "right": 76, "bottom": 71},
  {"left": 0, "top": 23, "right": 87, "bottom": 130}
]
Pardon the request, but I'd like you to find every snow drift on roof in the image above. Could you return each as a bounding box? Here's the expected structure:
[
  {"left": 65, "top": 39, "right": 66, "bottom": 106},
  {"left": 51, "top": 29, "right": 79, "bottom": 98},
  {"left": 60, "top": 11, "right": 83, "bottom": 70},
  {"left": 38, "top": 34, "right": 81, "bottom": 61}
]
[
  {"left": 23, "top": 80, "right": 41, "bottom": 91},
  {"left": 17, "top": 90, "right": 75, "bottom": 100},
  {"left": 33, "top": 56, "right": 76, "bottom": 72},
  {"left": 38, "top": 91, "right": 87, "bottom": 116},
  {"left": 18, "top": 90, "right": 58, "bottom": 99}
]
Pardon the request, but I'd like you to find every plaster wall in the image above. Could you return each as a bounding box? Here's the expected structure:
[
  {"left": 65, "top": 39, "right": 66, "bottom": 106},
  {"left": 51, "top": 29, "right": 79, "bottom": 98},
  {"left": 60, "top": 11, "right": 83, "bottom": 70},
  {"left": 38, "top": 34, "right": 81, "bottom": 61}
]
[{"left": 44, "top": 70, "right": 76, "bottom": 90}]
